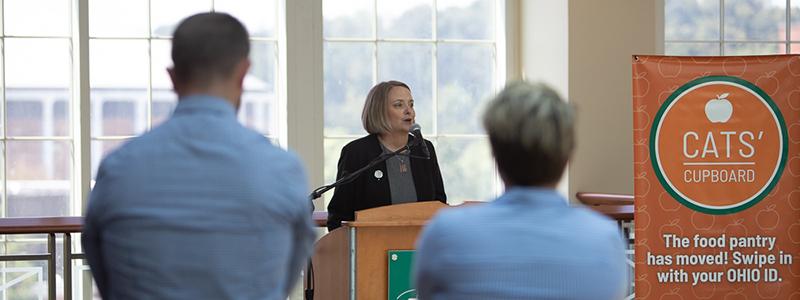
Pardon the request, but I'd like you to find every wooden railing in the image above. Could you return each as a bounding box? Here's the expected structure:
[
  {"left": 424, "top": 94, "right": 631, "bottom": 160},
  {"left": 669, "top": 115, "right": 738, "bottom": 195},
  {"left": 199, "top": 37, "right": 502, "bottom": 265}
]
[
  {"left": 0, "top": 195, "right": 632, "bottom": 299},
  {"left": 0, "top": 217, "right": 83, "bottom": 300}
]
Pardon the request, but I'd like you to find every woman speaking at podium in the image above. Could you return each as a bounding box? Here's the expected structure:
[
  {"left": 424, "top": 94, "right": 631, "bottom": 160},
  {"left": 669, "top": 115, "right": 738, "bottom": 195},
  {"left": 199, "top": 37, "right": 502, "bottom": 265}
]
[{"left": 326, "top": 81, "right": 447, "bottom": 231}]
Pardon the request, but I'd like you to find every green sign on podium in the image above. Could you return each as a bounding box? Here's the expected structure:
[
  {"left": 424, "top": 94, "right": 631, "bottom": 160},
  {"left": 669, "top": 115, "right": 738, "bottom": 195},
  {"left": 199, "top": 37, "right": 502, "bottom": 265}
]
[{"left": 387, "top": 250, "right": 416, "bottom": 300}]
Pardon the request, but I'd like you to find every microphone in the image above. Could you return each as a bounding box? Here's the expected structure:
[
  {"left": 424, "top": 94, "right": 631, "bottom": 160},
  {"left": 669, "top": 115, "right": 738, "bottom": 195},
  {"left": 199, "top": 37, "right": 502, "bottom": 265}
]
[{"left": 410, "top": 123, "right": 430, "bottom": 158}]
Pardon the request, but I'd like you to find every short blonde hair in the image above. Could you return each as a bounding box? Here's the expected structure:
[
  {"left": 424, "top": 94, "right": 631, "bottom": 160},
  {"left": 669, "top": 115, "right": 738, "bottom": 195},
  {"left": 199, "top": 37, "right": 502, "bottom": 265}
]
[
  {"left": 362, "top": 81, "right": 411, "bottom": 134},
  {"left": 483, "top": 81, "right": 575, "bottom": 186}
]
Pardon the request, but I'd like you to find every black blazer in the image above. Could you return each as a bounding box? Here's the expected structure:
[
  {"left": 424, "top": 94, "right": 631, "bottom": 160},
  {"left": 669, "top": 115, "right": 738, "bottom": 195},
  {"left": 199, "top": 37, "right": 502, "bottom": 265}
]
[{"left": 326, "top": 134, "right": 446, "bottom": 231}]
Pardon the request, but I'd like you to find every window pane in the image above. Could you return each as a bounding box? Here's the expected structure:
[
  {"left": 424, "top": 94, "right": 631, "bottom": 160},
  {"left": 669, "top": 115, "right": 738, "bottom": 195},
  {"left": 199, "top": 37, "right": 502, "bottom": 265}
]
[
  {"left": 324, "top": 42, "right": 374, "bottom": 136},
  {"left": 97, "top": 100, "right": 142, "bottom": 136},
  {"left": 152, "top": 98, "right": 177, "bottom": 128},
  {"left": 240, "top": 91, "right": 275, "bottom": 135},
  {"left": 6, "top": 101, "right": 42, "bottom": 137},
  {"left": 151, "top": 39, "right": 177, "bottom": 126},
  {"left": 378, "top": 42, "right": 433, "bottom": 132},
  {"left": 323, "top": 138, "right": 352, "bottom": 207},
  {"left": 724, "top": 43, "right": 785, "bottom": 55},
  {"left": 665, "top": 42, "right": 720, "bottom": 55},
  {"left": 239, "top": 41, "right": 277, "bottom": 135},
  {"left": 4, "top": 0, "right": 70, "bottom": 37},
  {"left": 792, "top": 43, "right": 800, "bottom": 54},
  {"left": 665, "top": 0, "right": 720, "bottom": 41},
  {"left": 0, "top": 260, "right": 48, "bottom": 298},
  {"left": 436, "top": 137, "right": 494, "bottom": 204},
  {"left": 151, "top": 0, "right": 212, "bottom": 37},
  {"left": 792, "top": 2, "right": 800, "bottom": 51},
  {"left": 323, "top": 0, "right": 374, "bottom": 38},
  {"left": 89, "top": 0, "right": 149, "bottom": 37},
  {"left": 91, "top": 40, "right": 149, "bottom": 137},
  {"left": 437, "top": 0, "right": 495, "bottom": 40},
  {"left": 214, "top": 0, "right": 277, "bottom": 38},
  {"left": 53, "top": 100, "right": 69, "bottom": 136},
  {"left": 437, "top": 43, "right": 494, "bottom": 135},
  {"left": 7, "top": 141, "right": 71, "bottom": 217},
  {"left": 5, "top": 39, "right": 71, "bottom": 89},
  {"left": 724, "top": 0, "right": 785, "bottom": 41},
  {"left": 5, "top": 39, "right": 71, "bottom": 137},
  {"left": 91, "top": 139, "right": 126, "bottom": 180},
  {"left": 377, "top": 0, "right": 433, "bottom": 39}
]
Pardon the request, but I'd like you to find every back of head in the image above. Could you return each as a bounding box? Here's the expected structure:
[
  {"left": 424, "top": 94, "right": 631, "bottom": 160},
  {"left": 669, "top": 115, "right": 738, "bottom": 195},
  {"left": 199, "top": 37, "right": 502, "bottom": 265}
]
[
  {"left": 171, "top": 12, "right": 250, "bottom": 86},
  {"left": 483, "top": 81, "right": 575, "bottom": 187}
]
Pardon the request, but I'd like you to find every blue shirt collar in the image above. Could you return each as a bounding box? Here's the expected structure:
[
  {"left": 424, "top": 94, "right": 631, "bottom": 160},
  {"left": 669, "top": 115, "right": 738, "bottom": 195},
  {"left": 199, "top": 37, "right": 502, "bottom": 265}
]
[
  {"left": 173, "top": 95, "right": 237, "bottom": 117},
  {"left": 495, "top": 186, "right": 568, "bottom": 208}
]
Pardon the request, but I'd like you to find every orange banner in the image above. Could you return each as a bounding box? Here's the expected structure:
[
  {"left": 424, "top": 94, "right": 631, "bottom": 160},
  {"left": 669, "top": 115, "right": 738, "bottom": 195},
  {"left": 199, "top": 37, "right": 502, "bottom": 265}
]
[{"left": 633, "top": 55, "right": 800, "bottom": 299}]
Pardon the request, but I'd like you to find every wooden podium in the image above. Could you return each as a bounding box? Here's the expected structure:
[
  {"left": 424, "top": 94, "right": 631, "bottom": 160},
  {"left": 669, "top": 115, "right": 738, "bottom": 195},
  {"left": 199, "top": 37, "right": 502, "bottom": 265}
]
[{"left": 311, "top": 201, "right": 449, "bottom": 300}]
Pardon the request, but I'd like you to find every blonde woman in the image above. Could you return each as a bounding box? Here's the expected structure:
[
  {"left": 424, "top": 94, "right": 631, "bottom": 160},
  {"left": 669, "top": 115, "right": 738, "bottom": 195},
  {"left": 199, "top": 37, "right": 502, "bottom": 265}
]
[{"left": 326, "top": 80, "right": 446, "bottom": 231}]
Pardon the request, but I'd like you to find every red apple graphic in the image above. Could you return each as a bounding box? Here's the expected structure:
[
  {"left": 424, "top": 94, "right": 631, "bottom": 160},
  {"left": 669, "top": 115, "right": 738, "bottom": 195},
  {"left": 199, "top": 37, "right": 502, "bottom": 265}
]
[
  {"left": 659, "top": 218, "right": 683, "bottom": 237},
  {"left": 705, "top": 93, "right": 733, "bottom": 123},
  {"left": 758, "top": 56, "right": 779, "bottom": 63},
  {"left": 658, "top": 85, "right": 680, "bottom": 105},
  {"left": 691, "top": 282, "right": 716, "bottom": 300},
  {"left": 634, "top": 238, "right": 651, "bottom": 254},
  {"left": 789, "top": 220, "right": 800, "bottom": 244},
  {"left": 723, "top": 57, "right": 747, "bottom": 76},
  {"left": 724, "top": 287, "right": 748, "bottom": 300},
  {"left": 789, "top": 123, "right": 800, "bottom": 144},
  {"left": 788, "top": 89, "right": 800, "bottom": 111},
  {"left": 635, "top": 205, "right": 651, "bottom": 231},
  {"left": 636, "top": 274, "right": 652, "bottom": 298},
  {"left": 660, "top": 287, "right": 684, "bottom": 300},
  {"left": 790, "top": 254, "right": 800, "bottom": 277},
  {"left": 789, "top": 56, "right": 800, "bottom": 76},
  {"left": 634, "top": 138, "right": 648, "bottom": 164},
  {"left": 788, "top": 188, "right": 800, "bottom": 210},
  {"left": 633, "top": 105, "right": 651, "bottom": 131},
  {"left": 725, "top": 218, "right": 749, "bottom": 236},
  {"left": 658, "top": 57, "right": 682, "bottom": 78},
  {"left": 756, "top": 204, "right": 780, "bottom": 230},
  {"left": 691, "top": 210, "right": 715, "bottom": 231},
  {"left": 755, "top": 282, "right": 781, "bottom": 299},
  {"left": 658, "top": 191, "right": 681, "bottom": 212},
  {"left": 633, "top": 72, "right": 650, "bottom": 97},
  {"left": 634, "top": 172, "right": 650, "bottom": 197},
  {"left": 692, "top": 71, "right": 712, "bottom": 81},
  {"left": 756, "top": 71, "right": 780, "bottom": 95},
  {"left": 790, "top": 291, "right": 800, "bottom": 300},
  {"left": 789, "top": 155, "right": 800, "bottom": 177},
  {"left": 767, "top": 182, "right": 780, "bottom": 198}
]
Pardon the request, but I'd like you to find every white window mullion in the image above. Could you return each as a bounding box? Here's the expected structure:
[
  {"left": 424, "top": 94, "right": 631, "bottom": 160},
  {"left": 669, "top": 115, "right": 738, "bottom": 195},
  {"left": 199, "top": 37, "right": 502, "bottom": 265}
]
[
  {"left": 1, "top": 0, "right": 7, "bottom": 219},
  {"left": 72, "top": 0, "right": 91, "bottom": 214}
]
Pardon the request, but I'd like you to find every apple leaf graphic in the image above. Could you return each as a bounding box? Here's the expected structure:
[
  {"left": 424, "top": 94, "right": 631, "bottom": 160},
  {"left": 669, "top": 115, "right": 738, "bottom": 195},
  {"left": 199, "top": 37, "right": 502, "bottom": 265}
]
[{"left": 719, "top": 93, "right": 729, "bottom": 99}]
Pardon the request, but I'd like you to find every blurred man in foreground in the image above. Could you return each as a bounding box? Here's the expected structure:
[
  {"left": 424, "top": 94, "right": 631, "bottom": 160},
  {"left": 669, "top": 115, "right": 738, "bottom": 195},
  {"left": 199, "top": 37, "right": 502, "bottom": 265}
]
[{"left": 83, "top": 13, "right": 314, "bottom": 300}]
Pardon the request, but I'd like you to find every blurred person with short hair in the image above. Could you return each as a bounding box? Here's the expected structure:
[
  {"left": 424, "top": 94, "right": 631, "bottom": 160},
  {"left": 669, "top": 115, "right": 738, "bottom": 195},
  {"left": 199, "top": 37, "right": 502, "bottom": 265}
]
[
  {"left": 82, "top": 12, "right": 314, "bottom": 300},
  {"left": 414, "top": 81, "right": 628, "bottom": 300}
]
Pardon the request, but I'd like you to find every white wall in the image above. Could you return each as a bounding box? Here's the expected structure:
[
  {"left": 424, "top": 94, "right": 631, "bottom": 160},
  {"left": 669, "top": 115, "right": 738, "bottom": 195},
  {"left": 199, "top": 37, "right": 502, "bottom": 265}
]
[{"left": 520, "top": 0, "right": 663, "bottom": 202}]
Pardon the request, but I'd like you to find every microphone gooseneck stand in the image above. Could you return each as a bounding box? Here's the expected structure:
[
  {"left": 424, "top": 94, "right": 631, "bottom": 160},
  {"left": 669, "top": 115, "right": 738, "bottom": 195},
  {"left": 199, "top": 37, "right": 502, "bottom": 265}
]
[{"left": 304, "top": 139, "right": 422, "bottom": 300}]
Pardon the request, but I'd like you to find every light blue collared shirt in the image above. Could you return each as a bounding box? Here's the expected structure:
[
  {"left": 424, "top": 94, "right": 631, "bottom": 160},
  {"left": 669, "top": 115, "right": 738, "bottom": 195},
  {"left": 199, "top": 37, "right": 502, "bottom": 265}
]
[
  {"left": 83, "top": 95, "right": 315, "bottom": 300},
  {"left": 414, "top": 187, "right": 628, "bottom": 300}
]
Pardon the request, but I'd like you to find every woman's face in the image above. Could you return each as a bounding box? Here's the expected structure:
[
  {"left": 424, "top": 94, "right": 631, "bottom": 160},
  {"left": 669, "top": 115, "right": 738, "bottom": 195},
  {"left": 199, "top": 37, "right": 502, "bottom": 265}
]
[{"left": 385, "top": 86, "right": 415, "bottom": 134}]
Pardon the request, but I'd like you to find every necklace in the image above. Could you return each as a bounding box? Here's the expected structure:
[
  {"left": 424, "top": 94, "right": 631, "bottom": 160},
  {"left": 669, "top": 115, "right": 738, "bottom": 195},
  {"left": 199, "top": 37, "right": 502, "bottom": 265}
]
[
  {"left": 379, "top": 137, "right": 410, "bottom": 173},
  {"left": 396, "top": 154, "right": 408, "bottom": 173}
]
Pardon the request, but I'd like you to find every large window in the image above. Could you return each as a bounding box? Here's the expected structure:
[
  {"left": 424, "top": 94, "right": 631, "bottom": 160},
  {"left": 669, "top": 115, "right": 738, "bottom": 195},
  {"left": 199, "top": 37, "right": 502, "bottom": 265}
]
[
  {"left": 666, "top": 0, "right": 800, "bottom": 55},
  {"left": 322, "top": 0, "right": 504, "bottom": 205},
  {"left": 89, "top": 0, "right": 281, "bottom": 183},
  {"left": 0, "top": 1, "right": 283, "bottom": 298}
]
